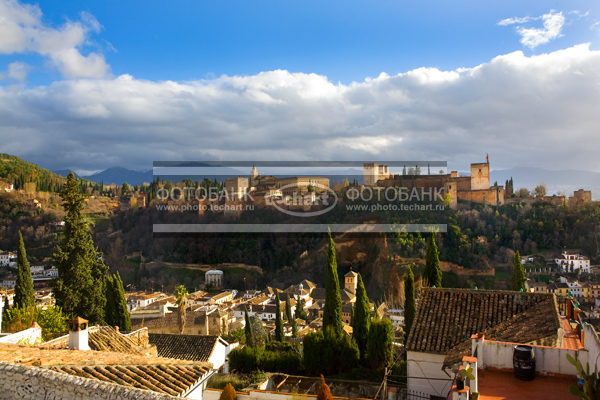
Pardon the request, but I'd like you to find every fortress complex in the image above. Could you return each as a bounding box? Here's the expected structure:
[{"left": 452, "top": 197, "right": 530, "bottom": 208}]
[
  {"left": 224, "top": 165, "right": 330, "bottom": 200},
  {"left": 365, "top": 158, "right": 504, "bottom": 209}
]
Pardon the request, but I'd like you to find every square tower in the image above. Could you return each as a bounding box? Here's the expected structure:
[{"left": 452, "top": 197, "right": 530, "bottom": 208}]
[
  {"left": 470, "top": 162, "right": 490, "bottom": 191},
  {"left": 345, "top": 270, "right": 358, "bottom": 294}
]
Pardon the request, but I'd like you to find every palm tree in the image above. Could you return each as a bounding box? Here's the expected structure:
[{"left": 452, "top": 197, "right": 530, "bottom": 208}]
[{"left": 175, "top": 285, "right": 189, "bottom": 334}]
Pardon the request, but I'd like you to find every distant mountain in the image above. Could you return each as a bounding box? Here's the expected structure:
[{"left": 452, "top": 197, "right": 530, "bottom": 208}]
[
  {"left": 81, "top": 167, "right": 154, "bottom": 186},
  {"left": 491, "top": 167, "right": 600, "bottom": 200},
  {"left": 53, "top": 169, "right": 80, "bottom": 178}
]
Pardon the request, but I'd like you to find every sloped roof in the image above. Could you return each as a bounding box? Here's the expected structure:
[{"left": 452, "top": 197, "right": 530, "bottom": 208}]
[
  {"left": 406, "top": 288, "right": 560, "bottom": 357},
  {"left": 148, "top": 334, "right": 224, "bottom": 362},
  {"left": 443, "top": 297, "right": 561, "bottom": 366},
  {"left": 131, "top": 310, "right": 207, "bottom": 330},
  {"left": 89, "top": 327, "right": 153, "bottom": 355},
  {"left": 345, "top": 270, "right": 358, "bottom": 277},
  {"left": 50, "top": 364, "right": 210, "bottom": 397},
  {"left": 311, "top": 288, "right": 326, "bottom": 300},
  {"left": 341, "top": 289, "right": 356, "bottom": 301}
]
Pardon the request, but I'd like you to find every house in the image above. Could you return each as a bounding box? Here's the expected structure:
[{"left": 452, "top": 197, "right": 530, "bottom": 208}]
[
  {"left": 555, "top": 251, "right": 591, "bottom": 273},
  {"left": 130, "top": 297, "right": 176, "bottom": 320},
  {"left": 1, "top": 276, "right": 16, "bottom": 289},
  {"left": 0, "top": 322, "right": 215, "bottom": 400},
  {"left": 148, "top": 334, "right": 231, "bottom": 371},
  {"left": 0, "top": 251, "right": 16, "bottom": 267},
  {"left": 406, "top": 288, "right": 561, "bottom": 398},
  {"left": 554, "top": 282, "right": 570, "bottom": 298},
  {"left": 126, "top": 292, "right": 166, "bottom": 312}
]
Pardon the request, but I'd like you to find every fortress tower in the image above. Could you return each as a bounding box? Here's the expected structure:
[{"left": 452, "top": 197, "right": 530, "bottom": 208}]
[
  {"left": 470, "top": 156, "right": 490, "bottom": 191},
  {"left": 250, "top": 164, "right": 258, "bottom": 186},
  {"left": 345, "top": 270, "right": 358, "bottom": 294}
]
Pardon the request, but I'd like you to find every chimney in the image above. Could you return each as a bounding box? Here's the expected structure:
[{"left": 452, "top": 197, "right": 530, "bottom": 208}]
[{"left": 68, "top": 317, "right": 90, "bottom": 350}]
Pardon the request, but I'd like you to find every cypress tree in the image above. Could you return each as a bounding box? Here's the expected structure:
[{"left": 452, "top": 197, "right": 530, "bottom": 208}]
[
  {"left": 104, "top": 275, "right": 116, "bottom": 326},
  {"left": 112, "top": 272, "right": 131, "bottom": 331},
  {"left": 323, "top": 231, "right": 343, "bottom": 337},
  {"left": 285, "top": 293, "right": 292, "bottom": 322},
  {"left": 404, "top": 266, "right": 416, "bottom": 345},
  {"left": 424, "top": 233, "right": 442, "bottom": 288},
  {"left": 511, "top": 251, "right": 527, "bottom": 291},
  {"left": 275, "top": 291, "right": 284, "bottom": 341},
  {"left": 352, "top": 273, "right": 370, "bottom": 361},
  {"left": 244, "top": 307, "right": 254, "bottom": 347},
  {"left": 367, "top": 318, "right": 394, "bottom": 371},
  {"left": 53, "top": 172, "right": 108, "bottom": 323},
  {"left": 291, "top": 316, "right": 298, "bottom": 338},
  {"left": 14, "top": 232, "right": 35, "bottom": 309}
]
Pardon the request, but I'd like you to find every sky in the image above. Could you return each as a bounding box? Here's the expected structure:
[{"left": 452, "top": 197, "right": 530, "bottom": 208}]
[{"left": 0, "top": 0, "right": 599, "bottom": 175}]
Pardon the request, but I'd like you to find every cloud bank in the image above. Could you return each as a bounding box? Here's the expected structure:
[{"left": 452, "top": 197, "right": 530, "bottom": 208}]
[{"left": 0, "top": 44, "right": 599, "bottom": 173}]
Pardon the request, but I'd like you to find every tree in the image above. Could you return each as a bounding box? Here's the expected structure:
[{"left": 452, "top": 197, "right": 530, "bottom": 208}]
[
  {"left": 404, "top": 266, "right": 416, "bottom": 345},
  {"left": 295, "top": 297, "right": 308, "bottom": 320},
  {"left": 291, "top": 317, "right": 298, "bottom": 338},
  {"left": 285, "top": 293, "right": 292, "bottom": 322},
  {"left": 53, "top": 172, "right": 108, "bottom": 323},
  {"left": 219, "top": 383, "right": 237, "bottom": 400},
  {"left": 317, "top": 375, "right": 333, "bottom": 400},
  {"left": 175, "top": 285, "right": 188, "bottom": 334},
  {"left": 244, "top": 307, "right": 255, "bottom": 347},
  {"left": 275, "top": 291, "right": 284, "bottom": 341},
  {"left": 111, "top": 272, "right": 131, "bottom": 331},
  {"left": 534, "top": 183, "right": 546, "bottom": 198},
  {"left": 352, "top": 273, "right": 370, "bottom": 361},
  {"left": 121, "top": 182, "right": 131, "bottom": 195},
  {"left": 323, "top": 231, "right": 343, "bottom": 337},
  {"left": 14, "top": 231, "right": 34, "bottom": 309},
  {"left": 424, "top": 233, "right": 442, "bottom": 288},
  {"left": 367, "top": 318, "right": 394, "bottom": 371},
  {"left": 511, "top": 251, "right": 527, "bottom": 291},
  {"left": 104, "top": 275, "right": 117, "bottom": 327}
]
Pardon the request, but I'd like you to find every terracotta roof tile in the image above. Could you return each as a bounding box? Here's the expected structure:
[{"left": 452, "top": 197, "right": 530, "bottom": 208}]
[
  {"left": 406, "top": 289, "right": 560, "bottom": 357},
  {"left": 148, "top": 334, "right": 221, "bottom": 362}
]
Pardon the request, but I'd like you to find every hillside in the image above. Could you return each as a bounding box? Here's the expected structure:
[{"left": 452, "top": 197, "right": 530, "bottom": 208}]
[{"left": 0, "top": 153, "right": 65, "bottom": 192}]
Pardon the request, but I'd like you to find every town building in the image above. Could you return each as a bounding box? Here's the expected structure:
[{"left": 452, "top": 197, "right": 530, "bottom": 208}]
[
  {"left": 204, "top": 270, "right": 224, "bottom": 289},
  {"left": 555, "top": 251, "right": 591, "bottom": 273}
]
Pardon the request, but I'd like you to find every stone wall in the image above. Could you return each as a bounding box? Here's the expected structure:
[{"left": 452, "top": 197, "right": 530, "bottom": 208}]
[{"left": 0, "top": 362, "right": 179, "bottom": 400}]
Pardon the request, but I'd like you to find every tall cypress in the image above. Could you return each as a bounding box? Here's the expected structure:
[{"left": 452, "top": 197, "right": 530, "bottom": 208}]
[
  {"left": 404, "top": 266, "right": 416, "bottom": 345},
  {"left": 104, "top": 275, "right": 116, "bottom": 326},
  {"left": 14, "top": 231, "right": 35, "bottom": 309},
  {"left": 511, "top": 251, "right": 527, "bottom": 291},
  {"left": 285, "top": 293, "right": 292, "bottom": 322},
  {"left": 112, "top": 272, "right": 131, "bottom": 331},
  {"left": 424, "top": 233, "right": 442, "bottom": 288},
  {"left": 53, "top": 172, "right": 108, "bottom": 323},
  {"left": 244, "top": 307, "right": 254, "bottom": 347},
  {"left": 352, "top": 273, "right": 370, "bottom": 361},
  {"left": 291, "top": 317, "right": 299, "bottom": 338},
  {"left": 275, "top": 291, "right": 284, "bottom": 341},
  {"left": 323, "top": 231, "right": 343, "bottom": 337}
]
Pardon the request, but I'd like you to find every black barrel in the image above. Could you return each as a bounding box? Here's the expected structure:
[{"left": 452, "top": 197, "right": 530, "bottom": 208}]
[{"left": 513, "top": 345, "right": 535, "bottom": 381}]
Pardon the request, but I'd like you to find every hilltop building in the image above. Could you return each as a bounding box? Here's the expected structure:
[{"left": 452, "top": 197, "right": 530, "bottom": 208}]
[{"left": 365, "top": 157, "right": 505, "bottom": 209}]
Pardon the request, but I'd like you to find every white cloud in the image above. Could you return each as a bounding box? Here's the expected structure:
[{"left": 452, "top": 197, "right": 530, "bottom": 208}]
[
  {"left": 499, "top": 10, "right": 565, "bottom": 49},
  {"left": 0, "top": 0, "right": 110, "bottom": 78},
  {"left": 7, "top": 61, "right": 31, "bottom": 81},
  {"left": 0, "top": 44, "right": 599, "bottom": 173},
  {"left": 498, "top": 16, "right": 539, "bottom": 26}
]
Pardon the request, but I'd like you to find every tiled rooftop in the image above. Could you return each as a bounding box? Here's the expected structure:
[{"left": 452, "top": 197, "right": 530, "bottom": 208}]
[
  {"left": 148, "top": 334, "right": 221, "bottom": 362},
  {"left": 407, "top": 289, "right": 560, "bottom": 357},
  {"left": 478, "top": 369, "right": 578, "bottom": 400},
  {"left": 0, "top": 343, "right": 198, "bottom": 367},
  {"left": 50, "top": 364, "right": 210, "bottom": 397}
]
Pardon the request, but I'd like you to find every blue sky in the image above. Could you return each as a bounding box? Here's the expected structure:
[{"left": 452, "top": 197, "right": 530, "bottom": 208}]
[
  {"left": 1, "top": 0, "right": 600, "bottom": 175},
  {"left": 9, "top": 0, "right": 599, "bottom": 84}
]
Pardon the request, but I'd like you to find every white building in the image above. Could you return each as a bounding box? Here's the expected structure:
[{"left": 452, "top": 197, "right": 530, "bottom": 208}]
[
  {"left": 386, "top": 308, "right": 405, "bottom": 328},
  {"left": 205, "top": 270, "right": 224, "bottom": 288},
  {"left": 0, "top": 252, "right": 16, "bottom": 267},
  {"left": 555, "top": 251, "right": 590, "bottom": 273}
]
